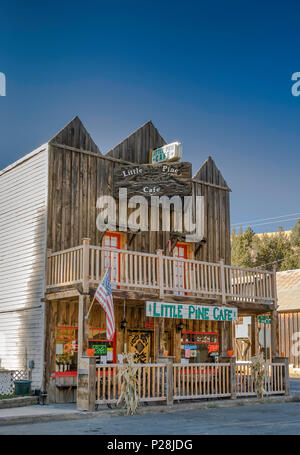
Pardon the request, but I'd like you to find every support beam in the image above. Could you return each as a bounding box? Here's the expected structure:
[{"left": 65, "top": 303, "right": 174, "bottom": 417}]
[
  {"left": 271, "top": 266, "right": 279, "bottom": 358},
  {"left": 251, "top": 315, "right": 259, "bottom": 356},
  {"left": 77, "top": 356, "right": 96, "bottom": 411},
  {"left": 271, "top": 310, "right": 279, "bottom": 358},
  {"left": 158, "top": 318, "right": 165, "bottom": 357},
  {"left": 219, "top": 322, "right": 230, "bottom": 356},
  {"left": 78, "top": 295, "right": 90, "bottom": 365}
]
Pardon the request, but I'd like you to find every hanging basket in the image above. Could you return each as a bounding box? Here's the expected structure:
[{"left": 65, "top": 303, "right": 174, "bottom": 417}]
[{"left": 227, "top": 350, "right": 234, "bottom": 357}]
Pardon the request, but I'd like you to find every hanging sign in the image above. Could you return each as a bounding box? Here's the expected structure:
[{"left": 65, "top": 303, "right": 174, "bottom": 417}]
[
  {"left": 146, "top": 301, "right": 238, "bottom": 322},
  {"left": 150, "top": 142, "right": 183, "bottom": 164},
  {"left": 92, "top": 344, "right": 107, "bottom": 355},
  {"left": 113, "top": 162, "right": 192, "bottom": 198},
  {"left": 258, "top": 315, "right": 271, "bottom": 325}
]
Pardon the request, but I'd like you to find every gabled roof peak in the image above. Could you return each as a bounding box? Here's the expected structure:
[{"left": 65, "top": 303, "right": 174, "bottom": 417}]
[
  {"left": 49, "top": 116, "right": 100, "bottom": 155},
  {"left": 193, "top": 156, "right": 230, "bottom": 189},
  {"left": 106, "top": 120, "right": 166, "bottom": 164}
]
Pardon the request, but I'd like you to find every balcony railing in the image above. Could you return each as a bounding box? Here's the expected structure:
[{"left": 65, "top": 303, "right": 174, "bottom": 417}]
[{"left": 46, "top": 240, "right": 276, "bottom": 304}]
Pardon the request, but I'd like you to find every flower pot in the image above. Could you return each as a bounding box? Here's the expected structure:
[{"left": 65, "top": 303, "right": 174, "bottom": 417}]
[
  {"left": 86, "top": 348, "right": 95, "bottom": 356},
  {"left": 227, "top": 350, "right": 234, "bottom": 357}
]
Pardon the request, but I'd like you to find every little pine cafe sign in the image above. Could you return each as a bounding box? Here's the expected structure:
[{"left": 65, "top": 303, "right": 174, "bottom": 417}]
[{"left": 146, "top": 301, "right": 238, "bottom": 322}]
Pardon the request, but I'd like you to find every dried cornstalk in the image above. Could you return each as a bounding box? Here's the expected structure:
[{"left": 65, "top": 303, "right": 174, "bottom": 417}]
[
  {"left": 251, "top": 352, "right": 265, "bottom": 398},
  {"left": 117, "top": 352, "right": 139, "bottom": 415}
]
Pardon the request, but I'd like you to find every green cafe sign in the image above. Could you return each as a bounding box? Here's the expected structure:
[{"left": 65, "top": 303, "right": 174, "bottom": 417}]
[
  {"left": 258, "top": 315, "right": 271, "bottom": 325},
  {"left": 146, "top": 301, "right": 238, "bottom": 322}
]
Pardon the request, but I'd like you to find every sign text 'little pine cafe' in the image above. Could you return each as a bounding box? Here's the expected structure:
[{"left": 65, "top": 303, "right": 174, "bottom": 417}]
[{"left": 146, "top": 301, "right": 238, "bottom": 322}]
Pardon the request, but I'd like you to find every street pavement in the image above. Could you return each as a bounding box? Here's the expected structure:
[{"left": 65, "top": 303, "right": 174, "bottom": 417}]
[
  {"left": 290, "top": 378, "right": 300, "bottom": 395},
  {"left": 0, "top": 380, "right": 299, "bottom": 435},
  {"left": 0, "top": 401, "right": 300, "bottom": 435}
]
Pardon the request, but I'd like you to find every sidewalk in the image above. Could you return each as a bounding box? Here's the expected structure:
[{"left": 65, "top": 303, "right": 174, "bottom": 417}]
[
  {"left": 0, "top": 395, "right": 299, "bottom": 426},
  {"left": 0, "top": 403, "right": 97, "bottom": 426}
]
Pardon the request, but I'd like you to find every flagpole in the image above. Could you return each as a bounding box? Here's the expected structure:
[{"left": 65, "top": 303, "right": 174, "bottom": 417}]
[{"left": 84, "top": 269, "right": 107, "bottom": 320}]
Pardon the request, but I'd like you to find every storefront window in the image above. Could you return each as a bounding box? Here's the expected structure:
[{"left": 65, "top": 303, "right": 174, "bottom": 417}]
[
  {"left": 55, "top": 326, "right": 115, "bottom": 374},
  {"left": 181, "top": 332, "right": 219, "bottom": 364},
  {"left": 55, "top": 326, "right": 78, "bottom": 373},
  {"left": 88, "top": 328, "right": 115, "bottom": 363}
]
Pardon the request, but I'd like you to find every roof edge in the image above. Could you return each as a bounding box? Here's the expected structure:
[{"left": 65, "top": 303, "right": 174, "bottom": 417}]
[{"left": 0, "top": 143, "right": 48, "bottom": 177}]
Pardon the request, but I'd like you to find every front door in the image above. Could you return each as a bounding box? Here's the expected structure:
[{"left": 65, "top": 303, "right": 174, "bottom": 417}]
[{"left": 128, "top": 331, "right": 151, "bottom": 363}]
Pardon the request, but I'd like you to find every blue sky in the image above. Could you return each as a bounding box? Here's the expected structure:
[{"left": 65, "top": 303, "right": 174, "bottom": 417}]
[{"left": 0, "top": 0, "right": 299, "bottom": 233}]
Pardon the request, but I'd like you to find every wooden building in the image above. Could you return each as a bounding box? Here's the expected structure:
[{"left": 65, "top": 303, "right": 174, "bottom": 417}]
[
  {"left": 0, "top": 117, "right": 279, "bottom": 401},
  {"left": 277, "top": 269, "right": 300, "bottom": 371}
]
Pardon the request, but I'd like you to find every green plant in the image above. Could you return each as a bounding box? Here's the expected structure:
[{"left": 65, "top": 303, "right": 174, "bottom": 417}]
[{"left": 117, "top": 352, "right": 139, "bottom": 415}]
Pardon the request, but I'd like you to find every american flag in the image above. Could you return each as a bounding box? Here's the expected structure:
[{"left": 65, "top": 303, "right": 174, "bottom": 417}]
[{"left": 94, "top": 268, "right": 115, "bottom": 341}]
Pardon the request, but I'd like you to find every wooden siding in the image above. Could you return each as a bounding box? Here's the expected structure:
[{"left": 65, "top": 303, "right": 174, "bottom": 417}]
[
  {"left": 0, "top": 148, "right": 48, "bottom": 388},
  {"left": 279, "top": 312, "right": 300, "bottom": 368},
  {"left": 47, "top": 144, "right": 115, "bottom": 251},
  {"left": 47, "top": 130, "right": 231, "bottom": 264},
  {"left": 106, "top": 120, "right": 166, "bottom": 164},
  {"left": 193, "top": 157, "right": 231, "bottom": 264},
  {"left": 50, "top": 116, "right": 100, "bottom": 155}
]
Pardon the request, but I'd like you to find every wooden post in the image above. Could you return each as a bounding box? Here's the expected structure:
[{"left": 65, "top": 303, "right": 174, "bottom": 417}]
[
  {"left": 219, "top": 355, "right": 237, "bottom": 399},
  {"left": 42, "top": 249, "right": 52, "bottom": 396},
  {"left": 155, "top": 249, "right": 165, "bottom": 359},
  {"left": 272, "top": 356, "right": 290, "bottom": 396},
  {"left": 154, "top": 318, "right": 165, "bottom": 360},
  {"left": 78, "top": 295, "right": 90, "bottom": 364},
  {"left": 229, "top": 356, "right": 237, "bottom": 399},
  {"left": 219, "top": 321, "right": 229, "bottom": 356},
  {"left": 166, "top": 357, "right": 174, "bottom": 405},
  {"left": 45, "top": 248, "right": 52, "bottom": 289},
  {"left": 251, "top": 315, "right": 259, "bottom": 356},
  {"left": 271, "top": 310, "right": 279, "bottom": 358},
  {"left": 77, "top": 356, "right": 96, "bottom": 411},
  {"left": 157, "top": 249, "right": 164, "bottom": 299},
  {"left": 219, "top": 259, "right": 226, "bottom": 306},
  {"left": 158, "top": 356, "right": 174, "bottom": 405},
  {"left": 82, "top": 238, "right": 90, "bottom": 293},
  {"left": 271, "top": 266, "right": 279, "bottom": 358}
]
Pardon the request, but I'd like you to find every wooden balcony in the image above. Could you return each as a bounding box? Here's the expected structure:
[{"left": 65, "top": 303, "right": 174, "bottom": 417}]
[{"left": 45, "top": 240, "right": 276, "bottom": 311}]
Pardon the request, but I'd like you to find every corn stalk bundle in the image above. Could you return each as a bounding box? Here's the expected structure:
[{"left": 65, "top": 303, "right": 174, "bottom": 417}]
[
  {"left": 251, "top": 352, "right": 265, "bottom": 398},
  {"left": 117, "top": 352, "right": 139, "bottom": 415}
]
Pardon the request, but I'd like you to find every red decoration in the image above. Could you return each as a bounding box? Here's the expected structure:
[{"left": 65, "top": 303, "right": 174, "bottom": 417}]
[
  {"left": 208, "top": 344, "right": 219, "bottom": 353},
  {"left": 86, "top": 348, "right": 95, "bottom": 356},
  {"left": 145, "top": 321, "right": 154, "bottom": 329}
]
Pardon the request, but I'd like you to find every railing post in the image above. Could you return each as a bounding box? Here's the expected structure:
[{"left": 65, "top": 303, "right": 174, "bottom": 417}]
[
  {"left": 82, "top": 238, "right": 90, "bottom": 293},
  {"left": 230, "top": 357, "right": 237, "bottom": 399},
  {"left": 77, "top": 356, "right": 96, "bottom": 411},
  {"left": 166, "top": 357, "right": 174, "bottom": 405},
  {"left": 219, "top": 356, "right": 236, "bottom": 399},
  {"left": 218, "top": 259, "right": 226, "bottom": 305},
  {"left": 157, "top": 249, "right": 164, "bottom": 299},
  {"left": 158, "top": 356, "right": 174, "bottom": 405},
  {"left": 272, "top": 356, "right": 290, "bottom": 396}
]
